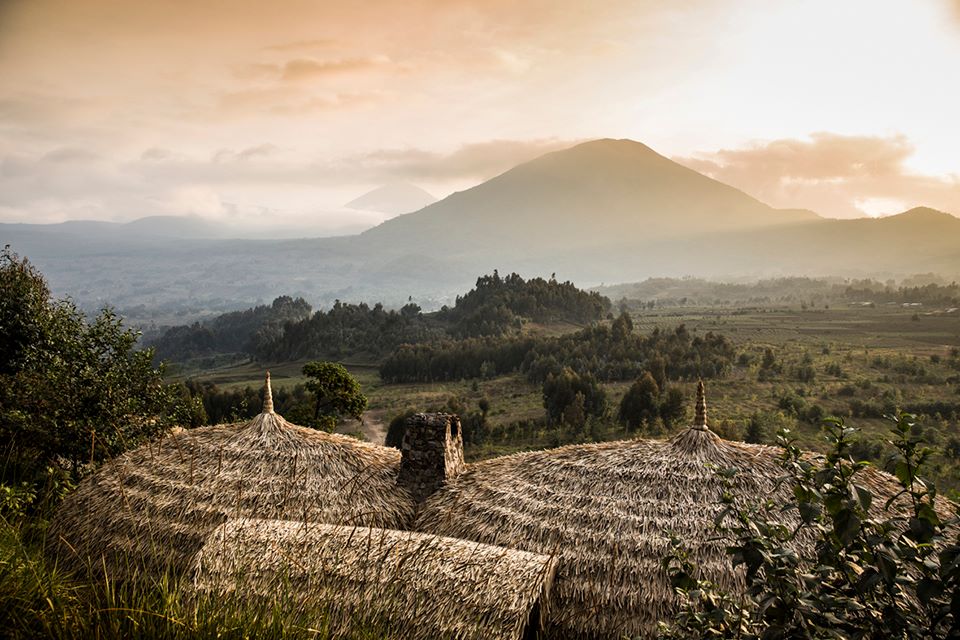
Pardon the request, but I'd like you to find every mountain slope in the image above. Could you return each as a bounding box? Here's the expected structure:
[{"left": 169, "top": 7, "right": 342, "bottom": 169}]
[
  {"left": 361, "top": 139, "right": 821, "bottom": 255},
  {"left": 2, "top": 140, "right": 957, "bottom": 316},
  {"left": 345, "top": 183, "right": 437, "bottom": 216}
]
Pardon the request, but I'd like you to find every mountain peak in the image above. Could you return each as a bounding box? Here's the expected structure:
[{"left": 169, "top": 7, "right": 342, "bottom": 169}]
[
  {"left": 346, "top": 183, "right": 437, "bottom": 216},
  {"left": 362, "top": 138, "right": 818, "bottom": 251},
  {"left": 895, "top": 206, "right": 954, "bottom": 220}
]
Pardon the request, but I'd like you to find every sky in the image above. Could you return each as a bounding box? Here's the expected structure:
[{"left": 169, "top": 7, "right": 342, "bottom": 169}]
[{"left": 1, "top": 0, "right": 959, "bottom": 233}]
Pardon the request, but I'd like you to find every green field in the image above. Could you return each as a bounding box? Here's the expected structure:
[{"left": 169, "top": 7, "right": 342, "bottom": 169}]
[{"left": 180, "top": 303, "right": 960, "bottom": 489}]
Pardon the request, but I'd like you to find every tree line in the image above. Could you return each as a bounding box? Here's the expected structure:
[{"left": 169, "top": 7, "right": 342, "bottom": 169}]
[
  {"left": 150, "top": 296, "right": 312, "bottom": 362},
  {"left": 149, "top": 272, "right": 612, "bottom": 364},
  {"left": 380, "top": 312, "right": 736, "bottom": 385}
]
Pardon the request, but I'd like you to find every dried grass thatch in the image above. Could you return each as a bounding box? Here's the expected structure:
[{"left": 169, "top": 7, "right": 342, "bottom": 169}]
[
  {"left": 414, "top": 383, "right": 943, "bottom": 638},
  {"left": 49, "top": 374, "right": 414, "bottom": 578},
  {"left": 193, "top": 518, "right": 557, "bottom": 640}
]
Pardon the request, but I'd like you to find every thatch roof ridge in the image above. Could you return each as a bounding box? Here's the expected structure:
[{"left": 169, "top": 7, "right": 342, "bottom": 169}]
[
  {"left": 50, "top": 399, "right": 413, "bottom": 579},
  {"left": 262, "top": 370, "right": 274, "bottom": 413},
  {"left": 419, "top": 416, "right": 939, "bottom": 637},
  {"left": 416, "top": 421, "right": 958, "bottom": 638},
  {"left": 193, "top": 518, "right": 558, "bottom": 640},
  {"left": 693, "top": 379, "right": 708, "bottom": 429}
]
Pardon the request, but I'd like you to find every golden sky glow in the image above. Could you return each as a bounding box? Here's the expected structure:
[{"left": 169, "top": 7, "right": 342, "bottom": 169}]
[{"left": 1, "top": 0, "right": 958, "bottom": 229}]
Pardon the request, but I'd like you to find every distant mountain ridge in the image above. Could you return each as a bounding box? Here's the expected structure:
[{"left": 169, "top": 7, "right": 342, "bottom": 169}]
[
  {"left": 362, "top": 139, "right": 820, "bottom": 254},
  {"left": 1, "top": 138, "right": 957, "bottom": 316},
  {"left": 3, "top": 215, "right": 228, "bottom": 240},
  {"left": 345, "top": 183, "right": 437, "bottom": 215}
]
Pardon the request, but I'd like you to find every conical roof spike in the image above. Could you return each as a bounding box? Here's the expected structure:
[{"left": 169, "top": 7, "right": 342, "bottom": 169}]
[
  {"left": 263, "top": 371, "right": 274, "bottom": 414},
  {"left": 693, "top": 379, "right": 708, "bottom": 430}
]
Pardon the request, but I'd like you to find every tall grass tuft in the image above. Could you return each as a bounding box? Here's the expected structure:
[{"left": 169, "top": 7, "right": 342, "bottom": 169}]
[{"left": 0, "top": 513, "right": 375, "bottom": 639}]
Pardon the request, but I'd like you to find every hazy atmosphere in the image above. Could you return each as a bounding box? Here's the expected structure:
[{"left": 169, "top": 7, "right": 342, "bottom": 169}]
[
  {"left": 2, "top": 0, "right": 959, "bottom": 232},
  {"left": 3, "top": 4, "right": 960, "bottom": 639}
]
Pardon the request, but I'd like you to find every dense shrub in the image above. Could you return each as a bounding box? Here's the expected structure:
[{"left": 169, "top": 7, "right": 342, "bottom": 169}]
[
  {"left": 661, "top": 414, "right": 960, "bottom": 638},
  {"left": 0, "top": 248, "right": 174, "bottom": 479}
]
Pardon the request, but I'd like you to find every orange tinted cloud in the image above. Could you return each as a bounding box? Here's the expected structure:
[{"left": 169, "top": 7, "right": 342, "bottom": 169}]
[
  {"left": 679, "top": 134, "right": 960, "bottom": 218},
  {"left": 1, "top": 0, "right": 958, "bottom": 228},
  {"left": 357, "top": 139, "right": 579, "bottom": 180}
]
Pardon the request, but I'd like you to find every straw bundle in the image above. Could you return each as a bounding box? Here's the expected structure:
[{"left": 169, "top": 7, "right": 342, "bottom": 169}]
[
  {"left": 193, "top": 518, "right": 557, "bottom": 640},
  {"left": 414, "top": 424, "right": 936, "bottom": 638},
  {"left": 49, "top": 375, "right": 414, "bottom": 578}
]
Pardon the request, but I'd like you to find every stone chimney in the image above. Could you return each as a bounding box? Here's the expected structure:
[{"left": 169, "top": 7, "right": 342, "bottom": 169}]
[{"left": 398, "top": 413, "right": 465, "bottom": 503}]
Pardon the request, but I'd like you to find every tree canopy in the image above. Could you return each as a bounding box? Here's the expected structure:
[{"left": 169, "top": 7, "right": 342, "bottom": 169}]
[
  {"left": 0, "top": 247, "right": 173, "bottom": 478},
  {"left": 301, "top": 361, "right": 368, "bottom": 431}
]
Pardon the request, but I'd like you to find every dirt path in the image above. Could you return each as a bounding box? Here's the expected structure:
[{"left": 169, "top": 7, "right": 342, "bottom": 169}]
[{"left": 336, "top": 409, "right": 388, "bottom": 445}]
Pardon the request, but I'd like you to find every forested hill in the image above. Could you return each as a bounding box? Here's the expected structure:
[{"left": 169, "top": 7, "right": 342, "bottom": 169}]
[
  {"left": 437, "top": 271, "right": 610, "bottom": 337},
  {"left": 148, "top": 296, "right": 313, "bottom": 362},
  {"left": 149, "top": 272, "right": 611, "bottom": 364}
]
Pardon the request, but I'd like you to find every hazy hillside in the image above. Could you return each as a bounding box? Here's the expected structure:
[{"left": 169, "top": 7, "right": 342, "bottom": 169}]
[
  {"left": 2, "top": 140, "right": 958, "bottom": 320},
  {"left": 345, "top": 183, "right": 437, "bottom": 215},
  {"left": 361, "top": 139, "right": 820, "bottom": 256}
]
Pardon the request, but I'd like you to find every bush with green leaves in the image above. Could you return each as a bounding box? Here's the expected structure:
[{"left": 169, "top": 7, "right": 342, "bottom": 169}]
[
  {"left": 0, "top": 247, "right": 173, "bottom": 481},
  {"left": 660, "top": 413, "right": 959, "bottom": 639},
  {"left": 301, "top": 361, "right": 368, "bottom": 431},
  {"left": 542, "top": 367, "right": 606, "bottom": 431}
]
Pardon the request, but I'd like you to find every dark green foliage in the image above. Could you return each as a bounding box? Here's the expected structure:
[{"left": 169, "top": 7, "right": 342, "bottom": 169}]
[
  {"left": 381, "top": 323, "right": 735, "bottom": 385},
  {"left": 761, "top": 347, "right": 777, "bottom": 371},
  {"left": 778, "top": 391, "right": 828, "bottom": 424},
  {"left": 162, "top": 272, "right": 611, "bottom": 364},
  {"left": 542, "top": 368, "right": 606, "bottom": 429},
  {"left": 659, "top": 387, "right": 686, "bottom": 429},
  {"left": 743, "top": 412, "right": 769, "bottom": 444},
  {"left": 0, "top": 247, "right": 172, "bottom": 478},
  {"left": 385, "top": 408, "right": 417, "bottom": 449},
  {"left": 660, "top": 413, "right": 960, "bottom": 639},
  {"left": 302, "top": 362, "right": 368, "bottom": 431},
  {"left": 150, "top": 295, "right": 312, "bottom": 362},
  {"left": 944, "top": 437, "right": 960, "bottom": 460},
  {"left": 180, "top": 379, "right": 315, "bottom": 425},
  {"left": 440, "top": 271, "right": 611, "bottom": 338},
  {"left": 618, "top": 372, "right": 660, "bottom": 431},
  {"left": 253, "top": 300, "right": 443, "bottom": 362},
  {"left": 611, "top": 311, "right": 633, "bottom": 342},
  {"left": 379, "top": 336, "right": 537, "bottom": 383}
]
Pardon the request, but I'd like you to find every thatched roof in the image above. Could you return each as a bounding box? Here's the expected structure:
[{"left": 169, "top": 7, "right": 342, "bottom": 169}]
[
  {"left": 50, "top": 373, "right": 414, "bottom": 578},
  {"left": 193, "top": 518, "right": 557, "bottom": 640},
  {"left": 413, "top": 381, "right": 930, "bottom": 638}
]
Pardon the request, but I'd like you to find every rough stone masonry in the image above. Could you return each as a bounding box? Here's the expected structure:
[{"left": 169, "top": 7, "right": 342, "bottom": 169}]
[{"left": 397, "top": 413, "right": 465, "bottom": 504}]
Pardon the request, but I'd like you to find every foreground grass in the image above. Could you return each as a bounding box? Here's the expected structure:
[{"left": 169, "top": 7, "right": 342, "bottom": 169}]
[{"left": 0, "top": 516, "right": 387, "bottom": 640}]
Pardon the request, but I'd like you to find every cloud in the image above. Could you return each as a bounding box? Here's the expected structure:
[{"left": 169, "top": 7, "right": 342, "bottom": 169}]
[
  {"left": 678, "top": 133, "right": 960, "bottom": 218},
  {"left": 211, "top": 86, "right": 386, "bottom": 118},
  {"left": 140, "top": 147, "right": 171, "bottom": 161},
  {"left": 354, "top": 138, "right": 580, "bottom": 181},
  {"left": 241, "top": 56, "right": 391, "bottom": 83},
  {"left": 262, "top": 39, "right": 338, "bottom": 53},
  {"left": 41, "top": 147, "right": 100, "bottom": 164},
  {"left": 212, "top": 144, "right": 279, "bottom": 163},
  {"left": 0, "top": 137, "right": 579, "bottom": 226}
]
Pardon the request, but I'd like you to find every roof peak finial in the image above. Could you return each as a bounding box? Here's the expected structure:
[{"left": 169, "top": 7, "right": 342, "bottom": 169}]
[
  {"left": 263, "top": 371, "right": 274, "bottom": 414},
  {"left": 693, "top": 379, "right": 708, "bottom": 430}
]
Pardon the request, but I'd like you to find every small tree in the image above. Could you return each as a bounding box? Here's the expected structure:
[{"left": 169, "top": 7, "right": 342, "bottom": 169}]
[
  {"left": 301, "top": 361, "right": 368, "bottom": 431},
  {"left": 542, "top": 368, "right": 606, "bottom": 427},
  {"left": 743, "top": 411, "right": 768, "bottom": 444},
  {"left": 659, "top": 387, "right": 686, "bottom": 429},
  {"left": 0, "top": 247, "right": 173, "bottom": 480},
  {"left": 761, "top": 347, "right": 777, "bottom": 370},
  {"left": 618, "top": 372, "right": 660, "bottom": 431}
]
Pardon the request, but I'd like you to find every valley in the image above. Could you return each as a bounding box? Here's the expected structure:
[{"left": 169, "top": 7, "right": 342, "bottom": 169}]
[{"left": 174, "top": 294, "right": 960, "bottom": 494}]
